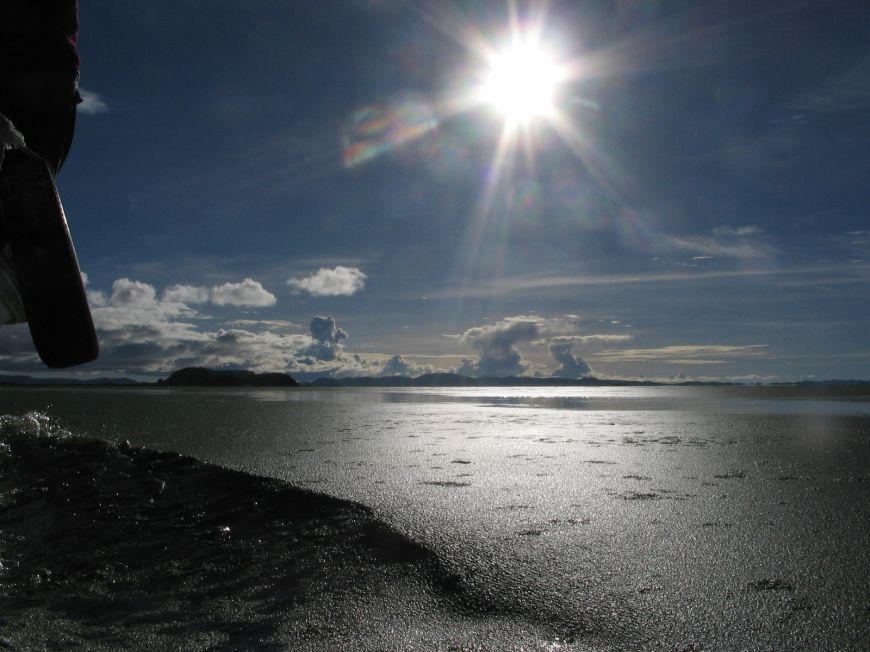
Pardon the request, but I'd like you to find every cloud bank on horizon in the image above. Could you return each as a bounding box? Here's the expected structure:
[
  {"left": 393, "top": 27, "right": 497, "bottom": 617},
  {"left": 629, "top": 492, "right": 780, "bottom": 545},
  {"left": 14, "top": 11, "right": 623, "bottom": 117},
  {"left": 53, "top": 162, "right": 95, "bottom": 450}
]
[{"left": 2, "top": 275, "right": 652, "bottom": 381}]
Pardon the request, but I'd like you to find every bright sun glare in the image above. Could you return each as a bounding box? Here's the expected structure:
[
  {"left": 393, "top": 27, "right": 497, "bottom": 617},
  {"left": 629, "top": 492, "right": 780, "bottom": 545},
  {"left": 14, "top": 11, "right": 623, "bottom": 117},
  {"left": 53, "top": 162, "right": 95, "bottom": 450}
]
[{"left": 479, "top": 39, "right": 565, "bottom": 127}]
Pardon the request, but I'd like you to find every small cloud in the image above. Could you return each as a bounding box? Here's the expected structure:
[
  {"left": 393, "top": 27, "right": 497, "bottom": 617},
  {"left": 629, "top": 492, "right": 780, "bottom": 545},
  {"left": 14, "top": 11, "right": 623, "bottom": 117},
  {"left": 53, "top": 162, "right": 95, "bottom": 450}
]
[
  {"left": 77, "top": 88, "right": 109, "bottom": 115},
  {"left": 456, "top": 315, "right": 631, "bottom": 378},
  {"left": 211, "top": 278, "right": 277, "bottom": 307},
  {"left": 305, "top": 315, "right": 348, "bottom": 361},
  {"left": 225, "top": 319, "right": 301, "bottom": 331},
  {"left": 86, "top": 289, "right": 108, "bottom": 308},
  {"left": 459, "top": 318, "right": 539, "bottom": 377},
  {"left": 109, "top": 277, "right": 159, "bottom": 309},
  {"left": 309, "top": 315, "right": 347, "bottom": 344},
  {"left": 712, "top": 225, "right": 761, "bottom": 238},
  {"left": 380, "top": 354, "right": 432, "bottom": 377},
  {"left": 595, "top": 344, "right": 769, "bottom": 364},
  {"left": 662, "top": 225, "right": 773, "bottom": 259},
  {"left": 543, "top": 334, "right": 633, "bottom": 345},
  {"left": 287, "top": 266, "right": 366, "bottom": 297},
  {"left": 162, "top": 284, "right": 211, "bottom": 304},
  {"left": 549, "top": 343, "right": 592, "bottom": 379}
]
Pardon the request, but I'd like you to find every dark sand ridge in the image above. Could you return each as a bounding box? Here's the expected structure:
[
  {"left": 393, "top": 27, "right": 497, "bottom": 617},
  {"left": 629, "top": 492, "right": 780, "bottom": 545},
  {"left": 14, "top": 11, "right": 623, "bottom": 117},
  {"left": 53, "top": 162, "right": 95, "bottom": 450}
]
[{"left": 0, "top": 413, "right": 600, "bottom": 651}]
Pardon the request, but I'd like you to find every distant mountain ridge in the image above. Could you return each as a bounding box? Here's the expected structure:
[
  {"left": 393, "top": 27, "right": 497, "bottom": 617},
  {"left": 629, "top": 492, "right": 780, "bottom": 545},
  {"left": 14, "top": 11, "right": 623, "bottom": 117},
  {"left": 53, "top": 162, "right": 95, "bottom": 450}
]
[{"left": 308, "top": 373, "right": 721, "bottom": 387}]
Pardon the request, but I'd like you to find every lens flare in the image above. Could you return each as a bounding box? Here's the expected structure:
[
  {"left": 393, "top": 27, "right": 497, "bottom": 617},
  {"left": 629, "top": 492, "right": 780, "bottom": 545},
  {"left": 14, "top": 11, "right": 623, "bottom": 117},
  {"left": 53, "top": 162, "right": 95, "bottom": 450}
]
[{"left": 342, "top": 95, "right": 438, "bottom": 168}]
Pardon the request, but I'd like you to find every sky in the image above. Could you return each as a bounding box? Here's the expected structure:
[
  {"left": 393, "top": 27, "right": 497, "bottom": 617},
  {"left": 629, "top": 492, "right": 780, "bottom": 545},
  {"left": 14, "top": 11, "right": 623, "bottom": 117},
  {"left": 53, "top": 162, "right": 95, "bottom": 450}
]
[{"left": 2, "top": 0, "right": 868, "bottom": 382}]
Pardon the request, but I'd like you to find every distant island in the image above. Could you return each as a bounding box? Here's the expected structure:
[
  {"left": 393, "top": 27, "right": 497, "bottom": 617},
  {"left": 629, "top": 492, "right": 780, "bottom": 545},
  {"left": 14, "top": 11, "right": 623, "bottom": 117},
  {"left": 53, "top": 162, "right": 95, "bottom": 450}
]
[{"left": 157, "top": 367, "right": 298, "bottom": 387}]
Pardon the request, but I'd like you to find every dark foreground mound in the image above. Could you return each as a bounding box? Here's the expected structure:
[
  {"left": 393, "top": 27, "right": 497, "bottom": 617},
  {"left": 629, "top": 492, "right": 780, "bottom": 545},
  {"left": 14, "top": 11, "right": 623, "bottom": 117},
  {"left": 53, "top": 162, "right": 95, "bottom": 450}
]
[
  {"left": 0, "top": 414, "right": 465, "bottom": 650},
  {"left": 0, "top": 414, "right": 604, "bottom": 650}
]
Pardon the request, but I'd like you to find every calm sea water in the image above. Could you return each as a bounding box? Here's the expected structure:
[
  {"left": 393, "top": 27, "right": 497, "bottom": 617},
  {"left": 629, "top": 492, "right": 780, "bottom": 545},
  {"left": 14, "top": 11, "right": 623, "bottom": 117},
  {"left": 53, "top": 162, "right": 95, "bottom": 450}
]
[{"left": 1, "top": 385, "right": 868, "bottom": 650}]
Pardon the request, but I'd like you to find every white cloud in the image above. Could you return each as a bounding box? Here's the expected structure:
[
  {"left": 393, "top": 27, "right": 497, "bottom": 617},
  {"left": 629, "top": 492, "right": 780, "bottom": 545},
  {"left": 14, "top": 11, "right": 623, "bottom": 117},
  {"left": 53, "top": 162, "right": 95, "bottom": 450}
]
[
  {"left": 163, "top": 284, "right": 211, "bottom": 304},
  {"left": 456, "top": 315, "right": 633, "bottom": 377},
  {"left": 458, "top": 317, "right": 539, "bottom": 377},
  {"left": 287, "top": 266, "right": 366, "bottom": 297},
  {"left": 549, "top": 343, "right": 593, "bottom": 379},
  {"left": 304, "top": 315, "right": 348, "bottom": 361},
  {"left": 225, "top": 319, "right": 302, "bottom": 331},
  {"left": 380, "top": 354, "right": 432, "bottom": 377},
  {"left": 86, "top": 282, "right": 350, "bottom": 374},
  {"left": 109, "top": 278, "right": 160, "bottom": 309},
  {"left": 713, "top": 225, "right": 761, "bottom": 238},
  {"left": 77, "top": 89, "right": 109, "bottom": 115},
  {"left": 81, "top": 271, "right": 108, "bottom": 307},
  {"left": 595, "top": 344, "right": 769, "bottom": 364},
  {"left": 0, "top": 276, "right": 394, "bottom": 378},
  {"left": 211, "top": 278, "right": 277, "bottom": 307},
  {"left": 542, "top": 334, "right": 633, "bottom": 345},
  {"left": 432, "top": 266, "right": 818, "bottom": 299},
  {"left": 662, "top": 225, "right": 774, "bottom": 259},
  {"left": 86, "top": 289, "right": 108, "bottom": 307}
]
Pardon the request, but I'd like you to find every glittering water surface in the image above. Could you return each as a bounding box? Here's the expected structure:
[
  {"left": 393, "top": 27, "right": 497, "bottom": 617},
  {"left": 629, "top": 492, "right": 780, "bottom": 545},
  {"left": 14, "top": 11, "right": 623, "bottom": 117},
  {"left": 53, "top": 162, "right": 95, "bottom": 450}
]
[{"left": 1, "top": 385, "right": 868, "bottom": 650}]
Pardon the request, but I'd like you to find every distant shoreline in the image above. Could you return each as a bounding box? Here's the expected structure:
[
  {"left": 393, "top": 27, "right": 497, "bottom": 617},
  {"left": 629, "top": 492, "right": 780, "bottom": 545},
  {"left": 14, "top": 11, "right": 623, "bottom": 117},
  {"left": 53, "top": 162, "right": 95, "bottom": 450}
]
[{"left": 0, "top": 366, "right": 867, "bottom": 388}]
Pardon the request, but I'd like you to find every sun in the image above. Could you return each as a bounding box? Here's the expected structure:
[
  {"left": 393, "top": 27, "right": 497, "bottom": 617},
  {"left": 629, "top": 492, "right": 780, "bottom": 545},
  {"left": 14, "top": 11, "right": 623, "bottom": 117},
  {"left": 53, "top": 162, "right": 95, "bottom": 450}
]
[{"left": 478, "top": 38, "right": 565, "bottom": 128}]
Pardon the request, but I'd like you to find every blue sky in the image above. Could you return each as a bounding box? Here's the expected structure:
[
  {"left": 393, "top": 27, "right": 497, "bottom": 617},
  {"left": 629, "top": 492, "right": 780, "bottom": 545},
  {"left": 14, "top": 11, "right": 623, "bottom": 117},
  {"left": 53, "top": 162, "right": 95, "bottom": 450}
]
[{"left": 3, "top": 0, "right": 868, "bottom": 381}]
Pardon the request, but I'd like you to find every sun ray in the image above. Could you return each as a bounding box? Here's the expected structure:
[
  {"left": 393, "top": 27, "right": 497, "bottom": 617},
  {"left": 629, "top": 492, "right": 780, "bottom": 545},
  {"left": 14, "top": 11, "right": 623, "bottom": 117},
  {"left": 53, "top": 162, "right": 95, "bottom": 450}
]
[
  {"left": 549, "top": 109, "right": 631, "bottom": 205},
  {"left": 432, "top": 0, "right": 622, "bottom": 333}
]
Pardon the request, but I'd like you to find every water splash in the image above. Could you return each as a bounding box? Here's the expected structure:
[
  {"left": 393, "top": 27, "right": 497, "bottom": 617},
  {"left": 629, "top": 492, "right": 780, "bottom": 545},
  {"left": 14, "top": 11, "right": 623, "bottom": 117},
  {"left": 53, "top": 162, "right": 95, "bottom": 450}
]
[{"left": 0, "top": 411, "right": 70, "bottom": 441}]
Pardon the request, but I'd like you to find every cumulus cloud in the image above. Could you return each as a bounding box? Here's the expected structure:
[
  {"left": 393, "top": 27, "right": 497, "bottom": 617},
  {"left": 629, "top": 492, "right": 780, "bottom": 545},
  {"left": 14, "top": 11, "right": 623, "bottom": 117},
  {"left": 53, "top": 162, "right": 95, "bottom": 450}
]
[
  {"left": 162, "top": 280, "right": 277, "bottom": 307},
  {"left": 458, "top": 317, "right": 540, "bottom": 377},
  {"left": 304, "top": 315, "right": 348, "bottom": 362},
  {"left": 0, "top": 275, "right": 379, "bottom": 377},
  {"left": 80, "top": 273, "right": 107, "bottom": 307},
  {"left": 85, "top": 290, "right": 108, "bottom": 307},
  {"left": 454, "top": 358, "right": 478, "bottom": 377},
  {"left": 379, "top": 354, "right": 432, "bottom": 377},
  {"left": 454, "top": 315, "right": 633, "bottom": 378},
  {"left": 454, "top": 314, "right": 632, "bottom": 378},
  {"left": 211, "top": 278, "right": 277, "bottom": 307},
  {"left": 163, "top": 284, "right": 211, "bottom": 304},
  {"left": 109, "top": 278, "right": 159, "bottom": 308},
  {"left": 549, "top": 343, "right": 592, "bottom": 379},
  {"left": 77, "top": 89, "right": 109, "bottom": 115},
  {"left": 287, "top": 266, "right": 366, "bottom": 297},
  {"left": 91, "top": 289, "right": 342, "bottom": 375}
]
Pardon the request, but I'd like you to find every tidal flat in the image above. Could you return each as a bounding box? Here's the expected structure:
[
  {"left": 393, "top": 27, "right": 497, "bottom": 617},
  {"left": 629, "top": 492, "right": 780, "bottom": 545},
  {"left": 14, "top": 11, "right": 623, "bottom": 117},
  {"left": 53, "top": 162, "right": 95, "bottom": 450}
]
[{"left": 1, "top": 385, "right": 868, "bottom": 650}]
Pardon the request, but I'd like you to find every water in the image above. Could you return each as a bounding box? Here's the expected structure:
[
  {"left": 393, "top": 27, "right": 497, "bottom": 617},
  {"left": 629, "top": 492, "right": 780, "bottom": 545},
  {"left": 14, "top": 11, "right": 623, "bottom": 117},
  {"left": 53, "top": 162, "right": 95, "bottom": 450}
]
[{"left": 1, "top": 385, "right": 868, "bottom": 650}]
